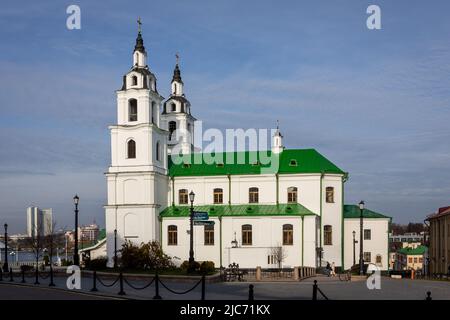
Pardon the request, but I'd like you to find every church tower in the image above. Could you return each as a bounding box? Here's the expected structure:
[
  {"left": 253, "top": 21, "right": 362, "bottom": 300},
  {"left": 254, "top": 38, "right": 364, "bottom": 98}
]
[
  {"left": 105, "top": 21, "right": 169, "bottom": 267},
  {"left": 160, "top": 56, "right": 196, "bottom": 155},
  {"left": 272, "top": 121, "right": 284, "bottom": 154}
]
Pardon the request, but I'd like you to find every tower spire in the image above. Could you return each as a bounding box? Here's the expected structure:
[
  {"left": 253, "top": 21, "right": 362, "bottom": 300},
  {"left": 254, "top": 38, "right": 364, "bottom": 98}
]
[
  {"left": 134, "top": 17, "right": 145, "bottom": 53},
  {"left": 172, "top": 53, "right": 183, "bottom": 83}
]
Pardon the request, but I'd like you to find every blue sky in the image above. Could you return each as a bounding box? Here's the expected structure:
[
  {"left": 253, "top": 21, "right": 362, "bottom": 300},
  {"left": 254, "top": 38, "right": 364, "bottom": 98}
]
[{"left": 1, "top": 0, "right": 450, "bottom": 232}]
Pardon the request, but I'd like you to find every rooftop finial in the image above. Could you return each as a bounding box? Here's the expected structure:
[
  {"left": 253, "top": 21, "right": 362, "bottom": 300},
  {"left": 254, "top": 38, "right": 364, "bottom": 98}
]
[
  {"left": 137, "top": 17, "right": 142, "bottom": 33},
  {"left": 176, "top": 52, "right": 180, "bottom": 65},
  {"left": 276, "top": 119, "right": 279, "bottom": 130}
]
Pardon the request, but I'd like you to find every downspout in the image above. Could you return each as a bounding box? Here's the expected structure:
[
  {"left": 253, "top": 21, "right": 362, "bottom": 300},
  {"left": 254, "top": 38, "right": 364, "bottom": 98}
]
[
  {"left": 301, "top": 216, "right": 304, "bottom": 267},
  {"left": 227, "top": 174, "right": 231, "bottom": 205},
  {"left": 276, "top": 173, "right": 279, "bottom": 205},
  {"left": 171, "top": 176, "right": 175, "bottom": 206},
  {"left": 219, "top": 215, "right": 223, "bottom": 268},
  {"left": 159, "top": 215, "right": 163, "bottom": 245}
]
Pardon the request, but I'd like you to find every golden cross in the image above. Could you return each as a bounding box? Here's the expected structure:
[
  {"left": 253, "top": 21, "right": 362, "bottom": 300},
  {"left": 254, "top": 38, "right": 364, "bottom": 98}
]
[
  {"left": 137, "top": 17, "right": 142, "bottom": 33},
  {"left": 175, "top": 52, "right": 180, "bottom": 65}
]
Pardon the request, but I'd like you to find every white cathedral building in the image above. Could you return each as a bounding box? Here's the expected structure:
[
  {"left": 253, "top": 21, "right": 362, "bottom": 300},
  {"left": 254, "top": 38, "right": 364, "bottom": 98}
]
[{"left": 104, "top": 27, "right": 391, "bottom": 270}]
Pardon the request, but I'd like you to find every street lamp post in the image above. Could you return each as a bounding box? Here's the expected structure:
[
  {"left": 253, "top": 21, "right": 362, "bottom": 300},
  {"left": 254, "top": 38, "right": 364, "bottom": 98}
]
[
  {"left": 3, "top": 223, "right": 8, "bottom": 272},
  {"left": 188, "top": 191, "right": 195, "bottom": 273},
  {"left": 114, "top": 229, "right": 118, "bottom": 269},
  {"left": 359, "top": 200, "right": 365, "bottom": 275},
  {"left": 73, "top": 195, "right": 80, "bottom": 266},
  {"left": 352, "top": 230, "right": 358, "bottom": 266}
]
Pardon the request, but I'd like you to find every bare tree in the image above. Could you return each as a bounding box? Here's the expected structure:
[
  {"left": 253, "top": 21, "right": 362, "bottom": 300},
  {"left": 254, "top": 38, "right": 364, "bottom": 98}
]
[
  {"left": 271, "top": 245, "right": 288, "bottom": 270},
  {"left": 24, "top": 219, "right": 44, "bottom": 283},
  {"left": 43, "top": 220, "right": 65, "bottom": 268}
]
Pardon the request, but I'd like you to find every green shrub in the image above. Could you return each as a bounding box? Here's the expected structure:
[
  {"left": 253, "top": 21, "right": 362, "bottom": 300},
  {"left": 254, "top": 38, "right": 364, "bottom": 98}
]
[
  {"left": 180, "top": 260, "right": 201, "bottom": 272},
  {"left": 200, "top": 261, "right": 215, "bottom": 274},
  {"left": 119, "top": 240, "right": 174, "bottom": 271}
]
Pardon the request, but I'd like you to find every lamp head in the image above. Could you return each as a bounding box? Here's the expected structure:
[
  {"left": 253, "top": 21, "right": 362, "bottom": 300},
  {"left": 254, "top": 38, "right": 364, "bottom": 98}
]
[
  {"left": 73, "top": 194, "right": 80, "bottom": 205},
  {"left": 359, "top": 200, "right": 365, "bottom": 210},
  {"left": 189, "top": 191, "right": 195, "bottom": 203}
]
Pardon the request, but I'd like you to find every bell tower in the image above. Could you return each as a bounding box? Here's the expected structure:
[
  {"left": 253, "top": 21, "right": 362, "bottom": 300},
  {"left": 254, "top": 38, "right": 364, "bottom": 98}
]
[
  {"left": 104, "top": 20, "right": 169, "bottom": 267},
  {"left": 161, "top": 54, "right": 196, "bottom": 155}
]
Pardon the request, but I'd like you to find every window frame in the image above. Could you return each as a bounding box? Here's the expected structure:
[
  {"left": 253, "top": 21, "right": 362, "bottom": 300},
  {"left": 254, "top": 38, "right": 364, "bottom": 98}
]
[
  {"left": 287, "top": 187, "right": 298, "bottom": 203},
  {"left": 178, "top": 189, "right": 188, "bottom": 205},
  {"left": 128, "top": 99, "right": 138, "bottom": 122},
  {"left": 204, "top": 224, "right": 214, "bottom": 246},
  {"left": 213, "top": 188, "right": 223, "bottom": 204},
  {"left": 324, "top": 225, "right": 333, "bottom": 246},
  {"left": 325, "top": 187, "right": 334, "bottom": 203},
  {"left": 249, "top": 187, "right": 259, "bottom": 204},
  {"left": 242, "top": 224, "right": 252, "bottom": 246},
  {"left": 282, "top": 224, "right": 293, "bottom": 245},
  {"left": 364, "top": 229, "right": 372, "bottom": 240},
  {"left": 168, "top": 225, "right": 177, "bottom": 246},
  {"left": 127, "top": 139, "right": 136, "bottom": 159}
]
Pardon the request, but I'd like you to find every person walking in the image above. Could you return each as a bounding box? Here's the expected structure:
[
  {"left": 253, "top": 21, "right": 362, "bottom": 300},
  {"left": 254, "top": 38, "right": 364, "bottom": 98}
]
[
  {"left": 331, "top": 262, "right": 336, "bottom": 277},
  {"left": 326, "top": 262, "right": 331, "bottom": 277}
]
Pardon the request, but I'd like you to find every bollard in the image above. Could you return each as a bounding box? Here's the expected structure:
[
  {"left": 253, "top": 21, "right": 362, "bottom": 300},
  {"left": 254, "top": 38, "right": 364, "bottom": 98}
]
[
  {"left": 312, "top": 280, "right": 318, "bottom": 300},
  {"left": 153, "top": 273, "right": 162, "bottom": 300},
  {"left": 201, "top": 275, "right": 206, "bottom": 300},
  {"left": 9, "top": 268, "right": 14, "bottom": 282},
  {"left": 49, "top": 266, "right": 55, "bottom": 287},
  {"left": 118, "top": 272, "right": 126, "bottom": 295},
  {"left": 21, "top": 268, "right": 26, "bottom": 283},
  {"left": 248, "top": 284, "right": 254, "bottom": 301},
  {"left": 426, "top": 291, "right": 432, "bottom": 301},
  {"left": 294, "top": 267, "right": 299, "bottom": 281},
  {"left": 90, "top": 271, "right": 98, "bottom": 292},
  {"left": 256, "top": 266, "right": 262, "bottom": 281}
]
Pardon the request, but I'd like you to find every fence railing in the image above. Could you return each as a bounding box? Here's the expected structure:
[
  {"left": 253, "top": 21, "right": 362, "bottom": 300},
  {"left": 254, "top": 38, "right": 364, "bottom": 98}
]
[{"left": 231, "top": 266, "right": 316, "bottom": 281}]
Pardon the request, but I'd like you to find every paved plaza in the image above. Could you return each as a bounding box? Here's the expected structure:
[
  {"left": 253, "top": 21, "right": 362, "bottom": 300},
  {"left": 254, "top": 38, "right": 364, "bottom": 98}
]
[{"left": 1, "top": 274, "right": 449, "bottom": 300}]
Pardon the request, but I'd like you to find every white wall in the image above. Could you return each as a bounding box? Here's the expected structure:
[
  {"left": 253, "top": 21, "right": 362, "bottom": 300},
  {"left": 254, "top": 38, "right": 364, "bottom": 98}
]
[{"left": 343, "top": 218, "right": 390, "bottom": 270}]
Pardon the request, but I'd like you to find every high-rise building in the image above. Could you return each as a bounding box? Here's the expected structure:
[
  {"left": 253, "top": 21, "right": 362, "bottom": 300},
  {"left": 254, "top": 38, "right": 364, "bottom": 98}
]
[{"left": 26, "top": 206, "right": 53, "bottom": 237}]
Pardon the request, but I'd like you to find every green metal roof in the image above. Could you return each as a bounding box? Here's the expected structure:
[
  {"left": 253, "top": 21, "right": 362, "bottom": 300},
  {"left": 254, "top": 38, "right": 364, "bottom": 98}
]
[
  {"left": 168, "top": 149, "right": 345, "bottom": 177},
  {"left": 98, "top": 228, "right": 106, "bottom": 241},
  {"left": 397, "top": 245, "right": 427, "bottom": 256},
  {"left": 160, "top": 203, "right": 317, "bottom": 218},
  {"left": 343, "top": 205, "right": 391, "bottom": 219}
]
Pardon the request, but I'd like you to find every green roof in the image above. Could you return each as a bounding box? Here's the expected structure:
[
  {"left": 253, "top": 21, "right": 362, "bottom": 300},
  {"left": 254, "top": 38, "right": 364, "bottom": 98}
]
[
  {"left": 397, "top": 245, "right": 427, "bottom": 256},
  {"left": 160, "top": 203, "right": 317, "bottom": 218},
  {"left": 98, "top": 228, "right": 106, "bottom": 241},
  {"left": 343, "top": 205, "right": 391, "bottom": 219},
  {"left": 168, "top": 149, "right": 345, "bottom": 177}
]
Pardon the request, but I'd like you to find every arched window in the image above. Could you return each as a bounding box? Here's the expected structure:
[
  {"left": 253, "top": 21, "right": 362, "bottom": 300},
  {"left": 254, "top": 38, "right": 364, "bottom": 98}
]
[
  {"left": 169, "top": 121, "right": 176, "bottom": 140},
  {"left": 249, "top": 187, "right": 259, "bottom": 203},
  {"left": 326, "top": 187, "right": 334, "bottom": 203},
  {"left": 287, "top": 187, "right": 298, "bottom": 203},
  {"left": 171, "top": 103, "right": 176, "bottom": 112},
  {"left": 129, "top": 99, "right": 138, "bottom": 122},
  {"left": 204, "top": 224, "right": 214, "bottom": 245},
  {"left": 179, "top": 189, "right": 188, "bottom": 204},
  {"left": 213, "top": 188, "right": 223, "bottom": 204},
  {"left": 156, "top": 141, "right": 160, "bottom": 161},
  {"left": 242, "top": 224, "right": 252, "bottom": 245},
  {"left": 168, "top": 225, "right": 177, "bottom": 245},
  {"left": 174, "top": 83, "right": 177, "bottom": 94},
  {"left": 127, "top": 139, "right": 136, "bottom": 159},
  {"left": 324, "top": 225, "right": 332, "bottom": 245},
  {"left": 283, "top": 224, "right": 293, "bottom": 245},
  {"left": 132, "top": 75, "right": 137, "bottom": 86}
]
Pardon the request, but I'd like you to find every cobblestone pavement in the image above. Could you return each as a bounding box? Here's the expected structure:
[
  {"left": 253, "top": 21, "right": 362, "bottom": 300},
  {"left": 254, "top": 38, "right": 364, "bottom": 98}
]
[{"left": 1, "top": 274, "right": 450, "bottom": 300}]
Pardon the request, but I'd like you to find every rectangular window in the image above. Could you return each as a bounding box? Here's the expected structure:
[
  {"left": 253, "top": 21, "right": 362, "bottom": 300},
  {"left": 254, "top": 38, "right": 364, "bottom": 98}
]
[
  {"left": 179, "top": 189, "right": 188, "bottom": 204},
  {"left": 419, "top": 257, "right": 423, "bottom": 263},
  {"left": 324, "top": 225, "right": 332, "bottom": 246},
  {"left": 364, "top": 229, "right": 371, "bottom": 240},
  {"left": 204, "top": 225, "right": 214, "bottom": 245},
  {"left": 408, "top": 257, "right": 413, "bottom": 263},
  {"left": 242, "top": 225, "right": 252, "bottom": 245},
  {"left": 363, "top": 252, "right": 371, "bottom": 262},
  {"left": 414, "top": 257, "right": 418, "bottom": 263},
  {"left": 325, "top": 187, "right": 334, "bottom": 203},
  {"left": 283, "top": 224, "right": 293, "bottom": 245},
  {"left": 168, "top": 225, "right": 177, "bottom": 246},
  {"left": 213, "top": 189, "right": 223, "bottom": 204}
]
